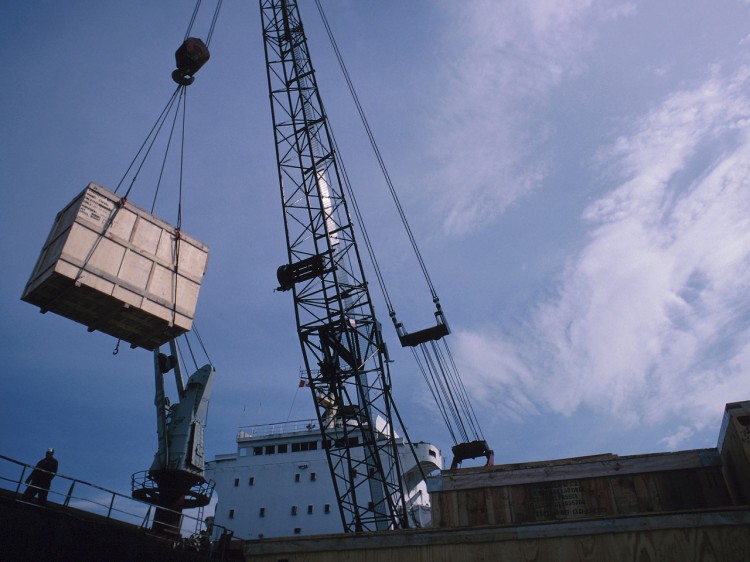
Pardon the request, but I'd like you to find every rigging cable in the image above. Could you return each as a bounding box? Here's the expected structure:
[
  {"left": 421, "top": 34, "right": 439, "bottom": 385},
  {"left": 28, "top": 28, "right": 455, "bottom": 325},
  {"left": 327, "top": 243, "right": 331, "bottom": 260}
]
[
  {"left": 315, "top": 0, "right": 438, "bottom": 300},
  {"left": 441, "top": 338, "right": 484, "bottom": 439},
  {"left": 206, "top": 0, "right": 224, "bottom": 46},
  {"left": 191, "top": 323, "right": 214, "bottom": 367},
  {"left": 172, "top": 324, "right": 213, "bottom": 375},
  {"left": 329, "top": 136, "right": 394, "bottom": 315},
  {"left": 314, "top": 0, "right": 486, "bottom": 448},
  {"left": 114, "top": 86, "right": 183, "bottom": 199},
  {"left": 150, "top": 87, "right": 187, "bottom": 216},
  {"left": 181, "top": 332, "right": 199, "bottom": 372},
  {"left": 177, "top": 86, "right": 187, "bottom": 229},
  {"left": 185, "top": 0, "right": 224, "bottom": 47},
  {"left": 184, "top": 1, "right": 202, "bottom": 40}
]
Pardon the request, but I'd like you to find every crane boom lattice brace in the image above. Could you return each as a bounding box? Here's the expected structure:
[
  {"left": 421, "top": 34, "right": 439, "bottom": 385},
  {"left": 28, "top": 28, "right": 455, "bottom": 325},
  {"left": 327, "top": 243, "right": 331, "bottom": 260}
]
[{"left": 260, "top": 0, "right": 409, "bottom": 532}]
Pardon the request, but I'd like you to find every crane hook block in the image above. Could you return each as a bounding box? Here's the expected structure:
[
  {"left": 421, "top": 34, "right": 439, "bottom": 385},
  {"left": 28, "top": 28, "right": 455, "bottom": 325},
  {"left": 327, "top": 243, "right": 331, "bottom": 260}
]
[
  {"left": 396, "top": 307, "right": 450, "bottom": 347},
  {"left": 172, "top": 38, "right": 210, "bottom": 86},
  {"left": 449, "top": 440, "right": 494, "bottom": 470}
]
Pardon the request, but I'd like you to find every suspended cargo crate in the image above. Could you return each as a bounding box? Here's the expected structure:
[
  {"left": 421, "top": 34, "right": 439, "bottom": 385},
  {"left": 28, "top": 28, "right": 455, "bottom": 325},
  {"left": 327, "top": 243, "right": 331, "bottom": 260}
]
[{"left": 21, "top": 182, "right": 209, "bottom": 350}]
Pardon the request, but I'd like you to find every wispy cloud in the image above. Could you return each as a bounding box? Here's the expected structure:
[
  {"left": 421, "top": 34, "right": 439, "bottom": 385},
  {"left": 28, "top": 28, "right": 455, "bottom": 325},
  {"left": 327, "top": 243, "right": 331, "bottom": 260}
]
[
  {"left": 452, "top": 329, "right": 540, "bottom": 423},
  {"left": 457, "top": 64, "right": 750, "bottom": 448},
  {"left": 430, "top": 0, "right": 635, "bottom": 235},
  {"left": 659, "top": 425, "right": 694, "bottom": 450}
]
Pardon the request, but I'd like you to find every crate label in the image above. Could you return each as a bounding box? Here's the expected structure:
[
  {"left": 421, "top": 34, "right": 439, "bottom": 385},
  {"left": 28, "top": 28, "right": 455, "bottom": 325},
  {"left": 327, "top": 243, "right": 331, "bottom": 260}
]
[
  {"left": 530, "top": 480, "right": 608, "bottom": 519},
  {"left": 79, "top": 190, "right": 116, "bottom": 228}
]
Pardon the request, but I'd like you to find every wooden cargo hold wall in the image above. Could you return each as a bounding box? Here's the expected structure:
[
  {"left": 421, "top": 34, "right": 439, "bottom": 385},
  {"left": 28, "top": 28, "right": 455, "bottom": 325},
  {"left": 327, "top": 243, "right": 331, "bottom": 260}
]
[
  {"left": 427, "top": 400, "right": 750, "bottom": 529},
  {"left": 21, "top": 182, "right": 209, "bottom": 350},
  {"left": 428, "top": 449, "right": 730, "bottom": 528}
]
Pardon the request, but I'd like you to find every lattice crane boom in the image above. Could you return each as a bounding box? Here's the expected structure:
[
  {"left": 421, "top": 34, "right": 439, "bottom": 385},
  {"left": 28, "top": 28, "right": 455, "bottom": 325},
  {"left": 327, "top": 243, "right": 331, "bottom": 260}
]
[{"left": 260, "top": 0, "right": 409, "bottom": 532}]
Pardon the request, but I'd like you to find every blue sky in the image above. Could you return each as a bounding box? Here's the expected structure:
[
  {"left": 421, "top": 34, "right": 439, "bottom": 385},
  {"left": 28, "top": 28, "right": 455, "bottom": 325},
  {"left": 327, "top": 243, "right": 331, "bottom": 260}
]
[{"left": 3, "top": 0, "right": 750, "bottom": 505}]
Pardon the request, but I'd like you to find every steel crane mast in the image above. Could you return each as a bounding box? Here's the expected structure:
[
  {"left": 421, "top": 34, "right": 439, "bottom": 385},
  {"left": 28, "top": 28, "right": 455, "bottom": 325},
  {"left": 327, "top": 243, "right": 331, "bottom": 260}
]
[{"left": 259, "top": 0, "right": 409, "bottom": 532}]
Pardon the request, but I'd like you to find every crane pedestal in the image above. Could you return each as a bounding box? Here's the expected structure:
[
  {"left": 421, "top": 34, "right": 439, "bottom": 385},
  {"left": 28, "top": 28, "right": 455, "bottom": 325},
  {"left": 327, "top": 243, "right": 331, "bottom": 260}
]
[{"left": 131, "top": 469, "right": 214, "bottom": 536}]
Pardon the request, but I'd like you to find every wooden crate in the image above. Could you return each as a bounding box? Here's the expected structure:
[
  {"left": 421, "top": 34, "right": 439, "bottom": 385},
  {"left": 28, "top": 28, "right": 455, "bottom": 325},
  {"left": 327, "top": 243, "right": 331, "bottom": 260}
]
[{"left": 21, "top": 182, "right": 208, "bottom": 350}]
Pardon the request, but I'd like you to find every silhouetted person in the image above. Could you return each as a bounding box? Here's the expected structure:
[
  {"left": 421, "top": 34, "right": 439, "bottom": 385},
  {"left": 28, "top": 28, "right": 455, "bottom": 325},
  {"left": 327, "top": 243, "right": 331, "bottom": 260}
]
[{"left": 22, "top": 448, "right": 58, "bottom": 504}]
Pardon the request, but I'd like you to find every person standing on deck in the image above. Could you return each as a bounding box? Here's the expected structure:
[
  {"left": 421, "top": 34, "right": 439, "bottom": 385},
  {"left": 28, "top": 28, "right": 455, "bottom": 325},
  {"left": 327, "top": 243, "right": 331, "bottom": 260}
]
[{"left": 22, "top": 448, "right": 58, "bottom": 504}]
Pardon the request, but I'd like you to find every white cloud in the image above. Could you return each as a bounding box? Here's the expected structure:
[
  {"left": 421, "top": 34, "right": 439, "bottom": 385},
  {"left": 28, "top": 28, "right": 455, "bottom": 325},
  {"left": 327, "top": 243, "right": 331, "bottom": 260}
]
[
  {"left": 538, "top": 66, "right": 750, "bottom": 422},
  {"left": 452, "top": 329, "right": 540, "bottom": 423},
  {"left": 659, "top": 425, "right": 694, "bottom": 450},
  {"left": 430, "top": 0, "right": 634, "bottom": 235},
  {"left": 456, "top": 64, "right": 750, "bottom": 438}
]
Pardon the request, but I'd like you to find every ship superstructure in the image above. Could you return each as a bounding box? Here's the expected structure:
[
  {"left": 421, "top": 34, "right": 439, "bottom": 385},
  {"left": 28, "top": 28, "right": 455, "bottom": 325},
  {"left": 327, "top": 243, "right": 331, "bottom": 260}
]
[{"left": 206, "top": 419, "right": 442, "bottom": 539}]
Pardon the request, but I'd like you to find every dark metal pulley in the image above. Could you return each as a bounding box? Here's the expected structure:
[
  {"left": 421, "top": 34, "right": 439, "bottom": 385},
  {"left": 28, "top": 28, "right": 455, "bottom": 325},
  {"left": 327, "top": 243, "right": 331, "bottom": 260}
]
[{"left": 172, "top": 37, "right": 210, "bottom": 85}]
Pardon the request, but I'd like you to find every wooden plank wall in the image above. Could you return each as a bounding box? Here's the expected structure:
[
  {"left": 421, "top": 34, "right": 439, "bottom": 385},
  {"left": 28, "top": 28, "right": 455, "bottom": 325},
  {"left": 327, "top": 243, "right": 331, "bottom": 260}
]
[
  {"left": 243, "top": 510, "right": 750, "bottom": 562},
  {"left": 432, "top": 466, "right": 731, "bottom": 528}
]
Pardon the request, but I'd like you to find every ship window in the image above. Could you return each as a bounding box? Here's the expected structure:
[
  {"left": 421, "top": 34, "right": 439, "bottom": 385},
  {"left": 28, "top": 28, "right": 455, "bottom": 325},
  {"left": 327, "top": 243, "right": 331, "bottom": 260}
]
[
  {"left": 278, "top": 443, "right": 288, "bottom": 453},
  {"left": 291, "top": 440, "right": 319, "bottom": 452},
  {"left": 294, "top": 528, "right": 301, "bottom": 534},
  {"left": 429, "top": 449, "right": 437, "bottom": 458},
  {"left": 265, "top": 445, "right": 275, "bottom": 455},
  {"left": 229, "top": 509, "right": 235, "bottom": 519},
  {"left": 248, "top": 477, "right": 255, "bottom": 486},
  {"left": 259, "top": 507, "right": 265, "bottom": 517},
  {"left": 324, "top": 504, "right": 331, "bottom": 514},
  {"left": 291, "top": 505, "right": 297, "bottom": 516},
  {"left": 253, "top": 446, "right": 263, "bottom": 456},
  {"left": 294, "top": 473, "right": 300, "bottom": 483},
  {"left": 234, "top": 478, "right": 239, "bottom": 487},
  {"left": 307, "top": 505, "right": 313, "bottom": 514},
  {"left": 322, "top": 439, "right": 331, "bottom": 450},
  {"left": 310, "top": 472, "right": 316, "bottom": 482}
]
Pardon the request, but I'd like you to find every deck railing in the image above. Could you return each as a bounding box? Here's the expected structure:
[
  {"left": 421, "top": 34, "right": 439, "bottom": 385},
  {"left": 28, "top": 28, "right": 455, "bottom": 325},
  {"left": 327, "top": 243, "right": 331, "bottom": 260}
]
[
  {"left": 237, "top": 418, "right": 320, "bottom": 440},
  {"left": 0, "top": 453, "right": 237, "bottom": 555},
  {"left": 236, "top": 418, "right": 412, "bottom": 445}
]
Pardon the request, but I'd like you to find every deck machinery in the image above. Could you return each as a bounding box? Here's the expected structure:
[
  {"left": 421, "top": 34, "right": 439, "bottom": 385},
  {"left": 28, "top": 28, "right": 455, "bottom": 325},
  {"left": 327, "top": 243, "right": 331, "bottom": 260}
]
[{"left": 131, "top": 341, "right": 216, "bottom": 536}]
